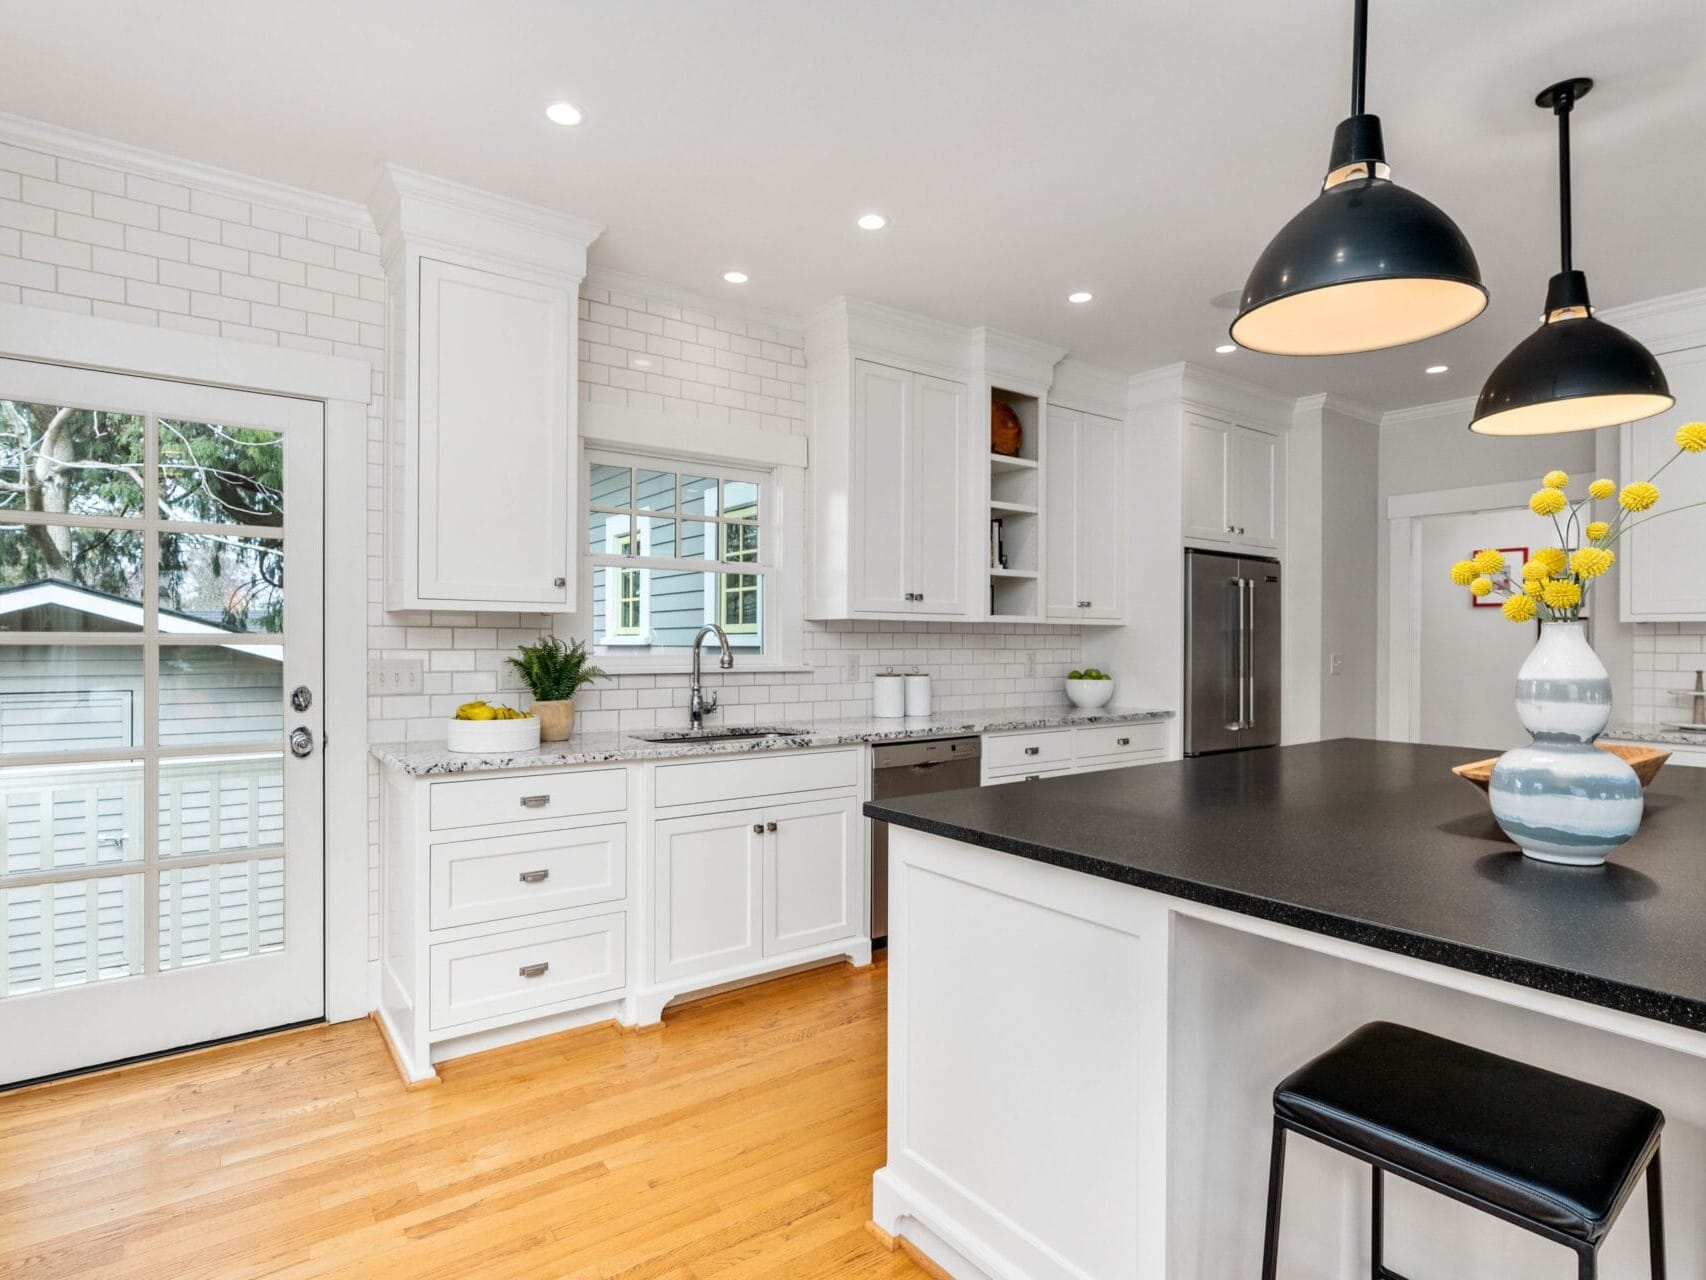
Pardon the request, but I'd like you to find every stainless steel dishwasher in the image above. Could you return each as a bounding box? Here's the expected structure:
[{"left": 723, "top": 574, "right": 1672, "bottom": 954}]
[{"left": 869, "top": 736, "right": 981, "bottom": 941}]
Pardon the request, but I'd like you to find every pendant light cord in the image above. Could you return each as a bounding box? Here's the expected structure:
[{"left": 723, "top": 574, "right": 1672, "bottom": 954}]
[
  {"left": 1555, "top": 86, "right": 1574, "bottom": 274},
  {"left": 1351, "top": 0, "right": 1369, "bottom": 116}
]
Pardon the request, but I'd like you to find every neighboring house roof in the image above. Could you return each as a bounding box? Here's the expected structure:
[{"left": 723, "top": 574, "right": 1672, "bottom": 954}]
[{"left": 0, "top": 580, "right": 283, "bottom": 661}]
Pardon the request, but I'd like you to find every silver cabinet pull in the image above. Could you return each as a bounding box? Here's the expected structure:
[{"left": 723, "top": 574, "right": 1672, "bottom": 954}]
[
  {"left": 766, "top": 821, "right": 777, "bottom": 833},
  {"left": 752, "top": 823, "right": 765, "bottom": 834},
  {"left": 519, "top": 961, "right": 549, "bottom": 978},
  {"left": 1116, "top": 737, "right": 1131, "bottom": 747},
  {"left": 519, "top": 794, "right": 550, "bottom": 808},
  {"left": 518, "top": 869, "right": 549, "bottom": 884},
  {"left": 1024, "top": 746, "right": 1040, "bottom": 756},
  {"left": 553, "top": 576, "right": 566, "bottom": 588},
  {"left": 1025, "top": 774, "right": 1041, "bottom": 781}
]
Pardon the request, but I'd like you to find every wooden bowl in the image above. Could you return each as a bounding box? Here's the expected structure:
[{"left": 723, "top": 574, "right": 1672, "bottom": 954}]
[
  {"left": 1452, "top": 743, "right": 1670, "bottom": 792},
  {"left": 991, "top": 400, "right": 1023, "bottom": 457}
]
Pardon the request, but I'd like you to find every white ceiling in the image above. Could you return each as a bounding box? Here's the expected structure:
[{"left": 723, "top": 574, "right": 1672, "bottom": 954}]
[{"left": 4, "top": 0, "right": 1704, "bottom": 410}]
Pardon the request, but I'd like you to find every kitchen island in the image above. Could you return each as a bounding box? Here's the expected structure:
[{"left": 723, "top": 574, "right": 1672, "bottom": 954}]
[{"left": 865, "top": 739, "right": 1706, "bottom": 1280}]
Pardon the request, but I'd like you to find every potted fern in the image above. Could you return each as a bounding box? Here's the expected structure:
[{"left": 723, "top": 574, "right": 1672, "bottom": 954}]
[{"left": 506, "top": 635, "right": 606, "bottom": 741}]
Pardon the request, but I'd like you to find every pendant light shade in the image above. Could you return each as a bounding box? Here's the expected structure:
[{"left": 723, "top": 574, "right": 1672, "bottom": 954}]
[
  {"left": 1471, "top": 80, "right": 1673, "bottom": 435},
  {"left": 1232, "top": 0, "right": 1485, "bottom": 355}
]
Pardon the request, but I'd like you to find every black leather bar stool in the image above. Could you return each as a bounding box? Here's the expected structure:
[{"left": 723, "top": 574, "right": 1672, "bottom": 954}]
[{"left": 1261, "top": 1022, "right": 1665, "bottom": 1280}]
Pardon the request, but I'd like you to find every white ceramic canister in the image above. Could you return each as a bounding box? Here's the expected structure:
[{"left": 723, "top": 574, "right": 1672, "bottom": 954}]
[
  {"left": 904, "top": 670, "right": 933, "bottom": 718},
  {"left": 873, "top": 670, "right": 907, "bottom": 718}
]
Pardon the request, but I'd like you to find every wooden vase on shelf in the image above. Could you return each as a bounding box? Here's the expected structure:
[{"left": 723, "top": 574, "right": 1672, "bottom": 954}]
[{"left": 991, "top": 401, "right": 1022, "bottom": 457}]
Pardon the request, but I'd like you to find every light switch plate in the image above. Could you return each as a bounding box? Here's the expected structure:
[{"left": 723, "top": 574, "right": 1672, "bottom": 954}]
[
  {"left": 368, "top": 658, "right": 424, "bottom": 695},
  {"left": 1328, "top": 653, "right": 1344, "bottom": 676}
]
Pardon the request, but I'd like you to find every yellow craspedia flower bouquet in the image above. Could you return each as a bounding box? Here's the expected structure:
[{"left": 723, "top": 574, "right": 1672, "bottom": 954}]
[{"left": 1445, "top": 421, "right": 1706, "bottom": 623}]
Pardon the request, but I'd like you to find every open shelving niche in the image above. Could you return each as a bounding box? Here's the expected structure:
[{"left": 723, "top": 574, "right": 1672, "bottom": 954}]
[{"left": 988, "top": 387, "right": 1043, "bottom": 620}]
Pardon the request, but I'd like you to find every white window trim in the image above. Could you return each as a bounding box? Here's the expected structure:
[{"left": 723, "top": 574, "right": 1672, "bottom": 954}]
[{"left": 571, "top": 444, "right": 805, "bottom": 674}]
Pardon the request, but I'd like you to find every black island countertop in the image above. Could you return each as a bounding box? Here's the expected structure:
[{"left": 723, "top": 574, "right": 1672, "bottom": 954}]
[{"left": 865, "top": 739, "right": 1706, "bottom": 1034}]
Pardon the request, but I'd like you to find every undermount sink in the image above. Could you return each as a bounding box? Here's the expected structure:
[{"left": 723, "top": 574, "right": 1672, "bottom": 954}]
[{"left": 632, "top": 725, "right": 808, "bottom": 744}]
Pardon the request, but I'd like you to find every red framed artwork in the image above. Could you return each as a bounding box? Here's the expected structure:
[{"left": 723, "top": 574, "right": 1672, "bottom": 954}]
[{"left": 1471, "top": 546, "right": 1526, "bottom": 607}]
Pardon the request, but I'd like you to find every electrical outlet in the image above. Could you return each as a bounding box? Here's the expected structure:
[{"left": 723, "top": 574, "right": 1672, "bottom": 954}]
[
  {"left": 846, "top": 653, "right": 862, "bottom": 681},
  {"left": 1328, "top": 653, "right": 1344, "bottom": 676},
  {"left": 1023, "top": 652, "right": 1036, "bottom": 678},
  {"left": 368, "top": 658, "right": 424, "bottom": 695}
]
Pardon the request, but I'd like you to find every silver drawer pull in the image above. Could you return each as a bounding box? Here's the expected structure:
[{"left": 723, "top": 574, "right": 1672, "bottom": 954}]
[
  {"left": 1024, "top": 746, "right": 1040, "bottom": 756},
  {"left": 518, "top": 869, "right": 550, "bottom": 884},
  {"left": 519, "top": 794, "right": 550, "bottom": 808},
  {"left": 1116, "top": 737, "right": 1131, "bottom": 747},
  {"left": 753, "top": 823, "right": 765, "bottom": 834},
  {"left": 519, "top": 961, "right": 550, "bottom": 978},
  {"left": 1026, "top": 774, "right": 1041, "bottom": 781},
  {"left": 766, "top": 821, "right": 777, "bottom": 833}
]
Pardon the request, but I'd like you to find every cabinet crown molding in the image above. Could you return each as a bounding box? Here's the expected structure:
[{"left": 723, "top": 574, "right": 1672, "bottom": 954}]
[
  {"left": 1050, "top": 357, "right": 1129, "bottom": 420},
  {"left": 806, "top": 297, "right": 979, "bottom": 374},
  {"left": 1126, "top": 361, "right": 1293, "bottom": 428},
  {"left": 971, "top": 327, "right": 1067, "bottom": 390},
  {"left": 369, "top": 164, "right": 603, "bottom": 281},
  {"left": 1598, "top": 286, "right": 1706, "bottom": 355}
]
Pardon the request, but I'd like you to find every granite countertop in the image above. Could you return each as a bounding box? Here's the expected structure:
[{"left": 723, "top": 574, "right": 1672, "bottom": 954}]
[
  {"left": 371, "top": 705, "right": 1173, "bottom": 776},
  {"left": 866, "top": 738, "right": 1706, "bottom": 1033},
  {"left": 1602, "top": 725, "right": 1706, "bottom": 748}
]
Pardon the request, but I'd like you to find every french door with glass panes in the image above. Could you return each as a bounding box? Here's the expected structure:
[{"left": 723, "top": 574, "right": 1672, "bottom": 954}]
[{"left": 0, "top": 358, "right": 323, "bottom": 1086}]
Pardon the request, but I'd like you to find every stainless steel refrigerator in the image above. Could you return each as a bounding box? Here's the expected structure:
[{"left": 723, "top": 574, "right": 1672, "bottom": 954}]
[{"left": 1184, "top": 549, "right": 1281, "bottom": 755}]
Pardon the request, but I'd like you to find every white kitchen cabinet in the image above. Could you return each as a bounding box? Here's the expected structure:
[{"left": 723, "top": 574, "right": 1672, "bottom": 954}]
[
  {"left": 370, "top": 167, "right": 602, "bottom": 612},
  {"left": 652, "top": 807, "right": 765, "bottom": 983},
  {"left": 1044, "top": 405, "right": 1126, "bottom": 622},
  {"left": 1620, "top": 347, "right": 1706, "bottom": 621},
  {"left": 982, "top": 721, "right": 1169, "bottom": 783},
  {"left": 763, "top": 795, "right": 863, "bottom": 956},
  {"left": 1183, "top": 413, "right": 1280, "bottom": 551}
]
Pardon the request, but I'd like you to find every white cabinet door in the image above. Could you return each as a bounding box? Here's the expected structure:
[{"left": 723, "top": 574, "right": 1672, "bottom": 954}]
[
  {"left": 652, "top": 808, "right": 764, "bottom": 983},
  {"left": 1044, "top": 407, "right": 1082, "bottom": 619},
  {"left": 911, "top": 372, "right": 969, "bottom": 616},
  {"left": 417, "top": 258, "right": 573, "bottom": 606},
  {"left": 1231, "top": 424, "right": 1280, "bottom": 549},
  {"left": 1183, "top": 414, "right": 1233, "bottom": 542},
  {"left": 762, "top": 795, "right": 862, "bottom": 956},
  {"left": 853, "top": 361, "right": 914, "bottom": 614},
  {"left": 1622, "top": 351, "right": 1706, "bottom": 620},
  {"left": 1078, "top": 411, "right": 1125, "bottom": 621}
]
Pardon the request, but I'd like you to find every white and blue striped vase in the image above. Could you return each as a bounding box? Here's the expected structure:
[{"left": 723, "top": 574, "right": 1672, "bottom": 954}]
[{"left": 1489, "top": 621, "right": 1642, "bottom": 866}]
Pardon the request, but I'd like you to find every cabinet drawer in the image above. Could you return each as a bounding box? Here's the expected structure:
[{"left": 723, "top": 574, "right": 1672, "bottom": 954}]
[
  {"left": 653, "top": 748, "right": 860, "bottom": 810},
  {"left": 985, "top": 766, "right": 1072, "bottom": 786},
  {"left": 429, "top": 913, "right": 625, "bottom": 1031},
  {"left": 430, "top": 823, "right": 626, "bottom": 931},
  {"left": 1074, "top": 722, "right": 1167, "bottom": 763},
  {"left": 429, "top": 768, "right": 627, "bottom": 831},
  {"left": 982, "top": 729, "right": 1073, "bottom": 773}
]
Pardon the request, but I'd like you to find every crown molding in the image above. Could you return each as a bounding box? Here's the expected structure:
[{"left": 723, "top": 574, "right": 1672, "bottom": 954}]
[
  {"left": 1050, "top": 357, "right": 1129, "bottom": 419},
  {"left": 1378, "top": 395, "right": 1478, "bottom": 428},
  {"left": 587, "top": 265, "right": 805, "bottom": 336},
  {"left": 805, "top": 296, "right": 978, "bottom": 375},
  {"left": 1293, "top": 391, "right": 1383, "bottom": 426},
  {"left": 971, "top": 327, "right": 1067, "bottom": 391},
  {"left": 0, "top": 110, "right": 369, "bottom": 227},
  {"left": 1598, "top": 286, "right": 1706, "bottom": 354}
]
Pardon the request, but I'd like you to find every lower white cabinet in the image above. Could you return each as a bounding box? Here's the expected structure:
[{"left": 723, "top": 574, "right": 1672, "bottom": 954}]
[
  {"left": 763, "top": 795, "right": 863, "bottom": 956},
  {"left": 429, "top": 914, "right": 625, "bottom": 1032},
  {"left": 982, "top": 721, "right": 1169, "bottom": 784},
  {"left": 652, "top": 807, "right": 765, "bottom": 983}
]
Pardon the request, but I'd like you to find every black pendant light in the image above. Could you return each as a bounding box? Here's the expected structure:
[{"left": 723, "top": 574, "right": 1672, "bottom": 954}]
[
  {"left": 1470, "top": 79, "right": 1673, "bottom": 435},
  {"left": 1232, "top": 0, "right": 1486, "bottom": 355}
]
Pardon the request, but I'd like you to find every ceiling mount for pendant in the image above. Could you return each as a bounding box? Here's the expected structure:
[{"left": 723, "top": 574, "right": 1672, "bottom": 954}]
[
  {"left": 1470, "top": 77, "right": 1674, "bottom": 436},
  {"left": 1231, "top": 0, "right": 1486, "bottom": 356}
]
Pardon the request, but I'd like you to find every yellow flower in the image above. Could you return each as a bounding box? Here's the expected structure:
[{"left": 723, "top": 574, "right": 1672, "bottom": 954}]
[
  {"left": 1533, "top": 547, "right": 1567, "bottom": 575},
  {"left": 1620, "top": 481, "right": 1660, "bottom": 511},
  {"left": 1543, "top": 470, "right": 1570, "bottom": 489},
  {"left": 1448, "top": 559, "right": 1478, "bottom": 586},
  {"left": 1502, "top": 594, "right": 1537, "bottom": 623},
  {"left": 1677, "top": 422, "right": 1706, "bottom": 453},
  {"left": 1570, "top": 547, "right": 1614, "bottom": 579},
  {"left": 1529, "top": 487, "right": 1567, "bottom": 516},
  {"left": 1588, "top": 478, "right": 1616, "bottom": 501},
  {"left": 1585, "top": 521, "right": 1610, "bottom": 542},
  {"left": 1542, "top": 579, "right": 1583, "bottom": 610},
  {"left": 1470, "top": 576, "right": 1494, "bottom": 598},
  {"left": 1520, "top": 558, "right": 1548, "bottom": 581},
  {"left": 1471, "top": 548, "right": 1506, "bottom": 574},
  {"left": 1524, "top": 579, "right": 1544, "bottom": 598}
]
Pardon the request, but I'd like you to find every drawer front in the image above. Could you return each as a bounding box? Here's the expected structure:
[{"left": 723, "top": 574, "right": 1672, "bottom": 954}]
[
  {"left": 985, "top": 765, "right": 1072, "bottom": 786},
  {"left": 982, "top": 729, "right": 1073, "bottom": 772},
  {"left": 430, "top": 823, "right": 627, "bottom": 931},
  {"left": 652, "top": 748, "right": 860, "bottom": 810},
  {"left": 429, "top": 768, "right": 628, "bottom": 832},
  {"left": 1074, "top": 721, "right": 1167, "bottom": 763},
  {"left": 429, "top": 913, "right": 626, "bottom": 1031}
]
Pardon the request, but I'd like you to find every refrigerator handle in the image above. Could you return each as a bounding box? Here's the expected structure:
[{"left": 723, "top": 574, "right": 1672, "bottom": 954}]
[
  {"left": 1243, "top": 577, "right": 1257, "bottom": 729},
  {"left": 1229, "top": 577, "right": 1248, "bottom": 731}
]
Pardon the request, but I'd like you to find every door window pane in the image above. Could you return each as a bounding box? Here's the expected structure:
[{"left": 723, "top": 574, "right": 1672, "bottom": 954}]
[
  {"left": 159, "top": 533, "right": 284, "bottom": 633},
  {"left": 157, "top": 754, "right": 284, "bottom": 858},
  {"left": 157, "top": 420, "right": 284, "bottom": 527},
  {"left": 1, "top": 759, "right": 143, "bottom": 875},
  {"left": 157, "top": 644, "right": 283, "bottom": 748},
  {"left": 0, "top": 644, "right": 141, "bottom": 755},
  {"left": 157, "top": 856, "right": 283, "bottom": 969},
  {"left": 0, "top": 526, "right": 145, "bottom": 629},
  {"left": 0, "top": 401, "right": 145, "bottom": 520},
  {"left": 2, "top": 873, "right": 144, "bottom": 995}
]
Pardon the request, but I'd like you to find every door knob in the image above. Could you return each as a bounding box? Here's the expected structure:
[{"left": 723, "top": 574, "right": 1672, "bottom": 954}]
[
  {"left": 290, "top": 685, "right": 312, "bottom": 712},
  {"left": 288, "top": 726, "right": 314, "bottom": 758}
]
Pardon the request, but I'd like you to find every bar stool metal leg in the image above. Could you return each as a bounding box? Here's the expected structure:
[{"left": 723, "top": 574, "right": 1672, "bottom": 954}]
[
  {"left": 1261, "top": 1121, "right": 1287, "bottom": 1280},
  {"left": 1648, "top": 1147, "right": 1666, "bottom": 1280},
  {"left": 1370, "top": 1166, "right": 1383, "bottom": 1279},
  {"left": 1576, "top": 1244, "right": 1597, "bottom": 1279}
]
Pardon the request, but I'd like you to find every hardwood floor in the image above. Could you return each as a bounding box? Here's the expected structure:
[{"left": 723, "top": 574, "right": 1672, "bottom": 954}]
[{"left": 0, "top": 957, "right": 922, "bottom": 1279}]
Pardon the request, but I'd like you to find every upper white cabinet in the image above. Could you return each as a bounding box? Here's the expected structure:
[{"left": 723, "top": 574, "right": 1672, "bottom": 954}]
[
  {"left": 1183, "top": 413, "right": 1280, "bottom": 551},
  {"left": 371, "top": 167, "right": 602, "bottom": 612},
  {"left": 1044, "top": 405, "right": 1126, "bottom": 622},
  {"left": 1621, "top": 346, "right": 1706, "bottom": 621}
]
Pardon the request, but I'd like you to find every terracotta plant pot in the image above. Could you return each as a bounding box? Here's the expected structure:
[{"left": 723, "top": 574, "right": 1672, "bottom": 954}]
[{"left": 533, "top": 698, "right": 576, "bottom": 742}]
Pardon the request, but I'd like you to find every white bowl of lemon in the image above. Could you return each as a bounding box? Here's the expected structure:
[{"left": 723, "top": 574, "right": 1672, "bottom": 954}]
[
  {"left": 1064, "top": 669, "right": 1115, "bottom": 709},
  {"left": 446, "top": 701, "right": 540, "bottom": 753}
]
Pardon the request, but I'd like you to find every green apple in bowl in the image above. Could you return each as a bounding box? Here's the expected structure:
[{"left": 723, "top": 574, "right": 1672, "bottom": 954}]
[{"left": 1064, "top": 670, "right": 1115, "bottom": 709}]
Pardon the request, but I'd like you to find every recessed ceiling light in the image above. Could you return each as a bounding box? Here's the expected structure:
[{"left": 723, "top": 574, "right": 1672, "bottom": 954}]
[
  {"left": 1215, "top": 343, "right": 1237, "bottom": 355},
  {"left": 857, "top": 213, "right": 887, "bottom": 231},
  {"left": 545, "top": 102, "right": 584, "bottom": 127},
  {"left": 722, "top": 271, "right": 748, "bottom": 285},
  {"left": 1068, "top": 291, "right": 1093, "bottom": 304},
  {"left": 1426, "top": 364, "right": 1449, "bottom": 374}
]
